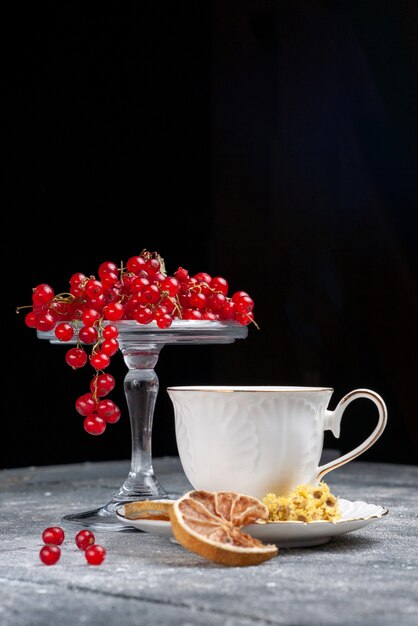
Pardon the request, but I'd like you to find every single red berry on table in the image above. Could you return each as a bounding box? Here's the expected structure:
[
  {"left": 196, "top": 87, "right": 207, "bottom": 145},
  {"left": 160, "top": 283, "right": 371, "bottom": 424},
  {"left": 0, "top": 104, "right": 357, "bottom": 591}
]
[
  {"left": 42, "top": 526, "right": 65, "bottom": 546},
  {"left": 85, "top": 544, "right": 106, "bottom": 565},
  {"left": 75, "top": 529, "right": 96, "bottom": 551},
  {"left": 39, "top": 545, "right": 61, "bottom": 565}
]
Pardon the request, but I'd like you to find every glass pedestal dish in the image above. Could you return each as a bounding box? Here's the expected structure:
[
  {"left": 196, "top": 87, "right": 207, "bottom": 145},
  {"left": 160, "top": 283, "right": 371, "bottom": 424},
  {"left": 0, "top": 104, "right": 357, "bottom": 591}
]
[{"left": 37, "top": 319, "right": 248, "bottom": 531}]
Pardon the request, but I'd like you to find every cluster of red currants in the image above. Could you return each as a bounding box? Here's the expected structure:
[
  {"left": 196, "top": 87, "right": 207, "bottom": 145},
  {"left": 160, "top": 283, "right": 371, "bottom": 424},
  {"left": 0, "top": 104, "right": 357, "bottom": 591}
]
[
  {"left": 39, "top": 526, "right": 106, "bottom": 566},
  {"left": 18, "top": 249, "right": 256, "bottom": 436}
]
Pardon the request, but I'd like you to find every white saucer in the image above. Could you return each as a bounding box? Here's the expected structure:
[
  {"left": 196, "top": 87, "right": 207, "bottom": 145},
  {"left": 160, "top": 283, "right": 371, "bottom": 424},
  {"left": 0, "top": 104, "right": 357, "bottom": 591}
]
[{"left": 116, "top": 498, "right": 389, "bottom": 548}]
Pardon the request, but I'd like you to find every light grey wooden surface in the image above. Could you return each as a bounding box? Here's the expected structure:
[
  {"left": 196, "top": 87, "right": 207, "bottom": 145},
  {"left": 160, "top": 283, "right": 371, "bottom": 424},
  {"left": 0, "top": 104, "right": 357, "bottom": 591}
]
[{"left": 0, "top": 456, "right": 417, "bottom": 626}]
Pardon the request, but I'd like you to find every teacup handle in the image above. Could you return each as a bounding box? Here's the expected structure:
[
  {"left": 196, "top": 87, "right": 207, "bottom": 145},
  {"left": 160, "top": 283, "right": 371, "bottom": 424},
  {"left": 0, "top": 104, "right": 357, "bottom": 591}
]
[{"left": 318, "top": 388, "right": 388, "bottom": 481}]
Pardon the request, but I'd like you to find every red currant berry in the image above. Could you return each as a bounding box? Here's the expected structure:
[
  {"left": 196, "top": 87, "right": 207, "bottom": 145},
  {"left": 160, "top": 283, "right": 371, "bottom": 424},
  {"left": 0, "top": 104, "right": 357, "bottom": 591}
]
[
  {"left": 85, "top": 544, "right": 106, "bottom": 565},
  {"left": 86, "top": 294, "right": 105, "bottom": 311},
  {"left": 35, "top": 311, "right": 57, "bottom": 332},
  {"left": 190, "top": 292, "right": 207, "bottom": 309},
  {"left": 103, "top": 302, "right": 125, "bottom": 321},
  {"left": 208, "top": 293, "right": 226, "bottom": 312},
  {"left": 54, "top": 322, "right": 74, "bottom": 342},
  {"left": 210, "top": 276, "right": 229, "bottom": 295},
  {"left": 98, "top": 261, "right": 118, "bottom": 278},
  {"left": 81, "top": 308, "right": 101, "bottom": 326},
  {"left": 75, "top": 529, "right": 95, "bottom": 551},
  {"left": 96, "top": 399, "right": 118, "bottom": 420},
  {"left": 160, "top": 277, "right": 180, "bottom": 297},
  {"left": 65, "top": 347, "right": 88, "bottom": 369},
  {"left": 203, "top": 311, "right": 219, "bottom": 320},
  {"left": 235, "top": 295, "right": 254, "bottom": 313},
  {"left": 75, "top": 392, "right": 97, "bottom": 416},
  {"left": 156, "top": 313, "right": 173, "bottom": 329},
  {"left": 236, "top": 311, "right": 254, "bottom": 325},
  {"left": 174, "top": 267, "right": 189, "bottom": 282},
  {"left": 133, "top": 305, "right": 153, "bottom": 325},
  {"left": 84, "top": 279, "right": 104, "bottom": 298},
  {"left": 90, "top": 373, "right": 115, "bottom": 397},
  {"left": 182, "top": 309, "right": 203, "bottom": 320},
  {"left": 131, "top": 277, "right": 150, "bottom": 293},
  {"left": 70, "top": 272, "right": 87, "bottom": 288},
  {"left": 78, "top": 325, "right": 99, "bottom": 344},
  {"left": 32, "top": 283, "right": 55, "bottom": 306},
  {"left": 194, "top": 272, "right": 212, "bottom": 284},
  {"left": 24, "top": 311, "right": 38, "bottom": 328},
  {"left": 139, "top": 284, "right": 160, "bottom": 305},
  {"left": 126, "top": 255, "right": 146, "bottom": 274},
  {"left": 102, "top": 324, "right": 119, "bottom": 339},
  {"left": 89, "top": 351, "right": 111, "bottom": 370},
  {"left": 144, "top": 257, "right": 160, "bottom": 276},
  {"left": 105, "top": 405, "right": 121, "bottom": 424},
  {"left": 101, "top": 271, "right": 119, "bottom": 290},
  {"left": 100, "top": 337, "right": 119, "bottom": 356},
  {"left": 42, "top": 526, "right": 65, "bottom": 546},
  {"left": 39, "top": 545, "right": 61, "bottom": 565},
  {"left": 232, "top": 290, "right": 249, "bottom": 303},
  {"left": 84, "top": 414, "right": 106, "bottom": 435},
  {"left": 219, "top": 300, "right": 236, "bottom": 320}
]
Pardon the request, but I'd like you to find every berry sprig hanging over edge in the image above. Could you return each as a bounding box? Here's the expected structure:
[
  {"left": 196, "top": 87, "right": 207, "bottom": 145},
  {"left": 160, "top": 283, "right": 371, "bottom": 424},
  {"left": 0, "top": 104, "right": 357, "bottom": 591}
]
[{"left": 16, "top": 249, "right": 258, "bottom": 436}]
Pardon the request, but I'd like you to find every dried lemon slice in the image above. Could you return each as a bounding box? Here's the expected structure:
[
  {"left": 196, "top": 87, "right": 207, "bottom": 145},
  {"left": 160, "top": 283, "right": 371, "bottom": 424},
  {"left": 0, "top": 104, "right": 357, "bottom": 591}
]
[
  {"left": 123, "top": 499, "right": 174, "bottom": 521},
  {"left": 169, "top": 490, "right": 278, "bottom": 566}
]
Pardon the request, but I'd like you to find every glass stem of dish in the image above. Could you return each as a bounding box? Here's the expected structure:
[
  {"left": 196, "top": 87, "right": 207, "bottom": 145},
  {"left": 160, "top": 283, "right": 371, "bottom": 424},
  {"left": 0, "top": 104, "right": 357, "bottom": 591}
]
[{"left": 111, "top": 343, "right": 169, "bottom": 501}]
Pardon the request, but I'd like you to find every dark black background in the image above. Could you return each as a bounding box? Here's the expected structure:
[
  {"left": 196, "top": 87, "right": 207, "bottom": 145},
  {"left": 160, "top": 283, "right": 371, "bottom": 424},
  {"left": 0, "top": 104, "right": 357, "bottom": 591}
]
[{"left": 4, "top": 0, "right": 418, "bottom": 469}]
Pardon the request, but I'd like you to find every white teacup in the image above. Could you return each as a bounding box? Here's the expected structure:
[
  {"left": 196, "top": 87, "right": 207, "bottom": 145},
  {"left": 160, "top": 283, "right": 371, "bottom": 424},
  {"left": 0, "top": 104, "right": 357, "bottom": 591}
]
[{"left": 167, "top": 386, "right": 387, "bottom": 500}]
